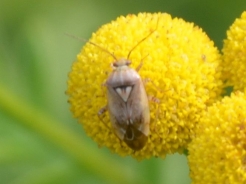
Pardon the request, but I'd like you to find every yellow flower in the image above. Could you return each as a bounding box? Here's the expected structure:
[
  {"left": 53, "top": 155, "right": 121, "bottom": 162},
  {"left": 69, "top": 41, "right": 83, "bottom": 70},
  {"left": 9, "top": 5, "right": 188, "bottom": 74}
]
[
  {"left": 222, "top": 11, "right": 246, "bottom": 91},
  {"left": 67, "top": 12, "right": 222, "bottom": 160},
  {"left": 188, "top": 91, "right": 246, "bottom": 183}
]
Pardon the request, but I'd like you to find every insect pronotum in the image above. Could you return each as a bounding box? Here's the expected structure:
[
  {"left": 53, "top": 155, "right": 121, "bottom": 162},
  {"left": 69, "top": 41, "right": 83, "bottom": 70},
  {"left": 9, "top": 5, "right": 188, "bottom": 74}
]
[{"left": 90, "top": 19, "right": 158, "bottom": 151}]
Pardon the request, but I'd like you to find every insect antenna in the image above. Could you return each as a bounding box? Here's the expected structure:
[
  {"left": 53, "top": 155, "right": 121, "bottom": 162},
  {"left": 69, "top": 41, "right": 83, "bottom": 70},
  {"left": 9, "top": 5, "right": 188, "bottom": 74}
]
[
  {"left": 65, "top": 33, "right": 118, "bottom": 61},
  {"left": 127, "top": 17, "right": 160, "bottom": 60}
]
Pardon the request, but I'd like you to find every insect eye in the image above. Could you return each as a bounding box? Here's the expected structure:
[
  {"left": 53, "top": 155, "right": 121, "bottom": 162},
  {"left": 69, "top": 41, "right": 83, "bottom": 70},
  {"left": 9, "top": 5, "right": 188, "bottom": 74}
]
[
  {"left": 113, "top": 62, "right": 118, "bottom": 67},
  {"left": 125, "top": 61, "right": 131, "bottom": 66}
]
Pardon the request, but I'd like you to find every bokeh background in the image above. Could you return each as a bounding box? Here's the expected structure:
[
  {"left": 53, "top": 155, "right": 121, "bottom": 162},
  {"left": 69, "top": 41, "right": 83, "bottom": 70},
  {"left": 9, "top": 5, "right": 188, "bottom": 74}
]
[{"left": 1, "top": 1, "right": 246, "bottom": 184}]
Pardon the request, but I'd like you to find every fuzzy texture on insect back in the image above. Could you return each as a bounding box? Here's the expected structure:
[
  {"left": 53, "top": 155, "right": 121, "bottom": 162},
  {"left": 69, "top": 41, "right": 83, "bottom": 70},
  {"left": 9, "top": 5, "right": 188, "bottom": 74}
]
[
  {"left": 222, "top": 11, "right": 246, "bottom": 91},
  {"left": 67, "top": 12, "right": 223, "bottom": 160},
  {"left": 188, "top": 91, "right": 246, "bottom": 183}
]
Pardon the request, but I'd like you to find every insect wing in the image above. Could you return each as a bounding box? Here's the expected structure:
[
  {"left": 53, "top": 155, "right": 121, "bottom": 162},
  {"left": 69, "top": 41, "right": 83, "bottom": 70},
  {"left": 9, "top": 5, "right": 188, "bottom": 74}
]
[{"left": 123, "top": 78, "right": 150, "bottom": 150}]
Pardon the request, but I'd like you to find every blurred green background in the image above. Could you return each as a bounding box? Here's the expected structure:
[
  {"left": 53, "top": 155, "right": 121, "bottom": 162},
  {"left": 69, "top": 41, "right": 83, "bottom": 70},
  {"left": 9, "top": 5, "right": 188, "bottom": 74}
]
[{"left": 0, "top": 1, "right": 245, "bottom": 184}]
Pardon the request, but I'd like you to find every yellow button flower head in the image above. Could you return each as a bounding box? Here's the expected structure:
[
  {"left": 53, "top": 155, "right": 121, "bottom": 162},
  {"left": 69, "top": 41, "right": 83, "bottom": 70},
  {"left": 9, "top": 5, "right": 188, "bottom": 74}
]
[
  {"left": 67, "top": 12, "right": 222, "bottom": 160},
  {"left": 188, "top": 91, "right": 246, "bottom": 183},
  {"left": 222, "top": 11, "right": 246, "bottom": 91}
]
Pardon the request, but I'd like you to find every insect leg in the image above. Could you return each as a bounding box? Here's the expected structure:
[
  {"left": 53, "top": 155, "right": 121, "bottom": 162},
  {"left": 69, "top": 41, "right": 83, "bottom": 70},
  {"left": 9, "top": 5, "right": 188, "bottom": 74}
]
[
  {"left": 97, "top": 105, "right": 111, "bottom": 129},
  {"left": 148, "top": 95, "right": 160, "bottom": 120},
  {"left": 144, "top": 78, "right": 161, "bottom": 137},
  {"left": 135, "top": 54, "right": 150, "bottom": 72}
]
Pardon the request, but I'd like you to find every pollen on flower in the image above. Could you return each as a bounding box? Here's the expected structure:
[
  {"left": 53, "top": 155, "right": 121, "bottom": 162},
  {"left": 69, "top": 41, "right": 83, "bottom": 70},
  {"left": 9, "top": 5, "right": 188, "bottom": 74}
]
[
  {"left": 188, "top": 91, "right": 246, "bottom": 183},
  {"left": 222, "top": 11, "right": 246, "bottom": 91},
  {"left": 67, "top": 12, "right": 223, "bottom": 160}
]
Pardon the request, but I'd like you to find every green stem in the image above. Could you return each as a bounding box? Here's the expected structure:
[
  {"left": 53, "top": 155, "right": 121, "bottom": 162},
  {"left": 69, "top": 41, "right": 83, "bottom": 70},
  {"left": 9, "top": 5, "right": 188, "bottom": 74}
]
[{"left": 0, "top": 84, "right": 143, "bottom": 184}]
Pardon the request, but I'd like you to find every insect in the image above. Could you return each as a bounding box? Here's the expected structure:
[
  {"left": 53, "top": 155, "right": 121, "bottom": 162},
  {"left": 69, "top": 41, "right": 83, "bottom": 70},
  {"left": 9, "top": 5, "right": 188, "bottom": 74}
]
[
  {"left": 89, "top": 20, "right": 158, "bottom": 150},
  {"left": 103, "top": 58, "right": 150, "bottom": 150}
]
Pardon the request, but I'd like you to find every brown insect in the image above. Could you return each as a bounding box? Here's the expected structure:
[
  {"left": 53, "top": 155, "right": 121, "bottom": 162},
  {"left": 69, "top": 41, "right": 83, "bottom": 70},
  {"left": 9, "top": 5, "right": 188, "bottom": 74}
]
[
  {"left": 104, "top": 58, "right": 150, "bottom": 150},
  {"left": 88, "top": 20, "right": 158, "bottom": 150}
]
